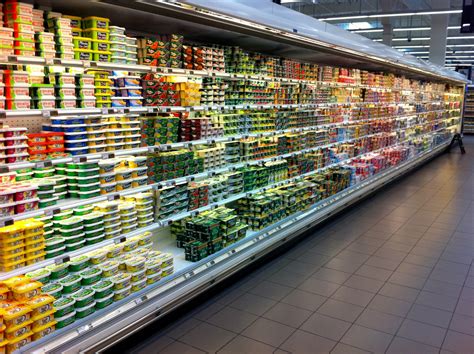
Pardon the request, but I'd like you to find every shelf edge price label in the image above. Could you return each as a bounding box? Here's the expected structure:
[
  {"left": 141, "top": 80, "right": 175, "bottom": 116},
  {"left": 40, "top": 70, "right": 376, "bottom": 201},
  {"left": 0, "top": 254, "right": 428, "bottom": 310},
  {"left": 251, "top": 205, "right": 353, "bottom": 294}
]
[
  {"left": 135, "top": 295, "right": 148, "bottom": 305},
  {"left": 107, "top": 194, "right": 120, "bottom": 201},
  {"left": 115, "top": 237, "right": 126, "bottom": 244},
  {"left": 73, "top": 156, "right": 87, "bottom": 163},
  {"left": 184, "top": 270, "right": 195, "bottom": 279},
  {"left": 77, "top": 324, "right": 92, "bottom": 335},
  {"left": 55, "top": 255, "right": 70, "bottom": 265},
  {"left": 36, "top": 160, "right": 52, "bottom": 169},
  {"left": 0, "top": 219, "right": 13, "bottom": 227}
]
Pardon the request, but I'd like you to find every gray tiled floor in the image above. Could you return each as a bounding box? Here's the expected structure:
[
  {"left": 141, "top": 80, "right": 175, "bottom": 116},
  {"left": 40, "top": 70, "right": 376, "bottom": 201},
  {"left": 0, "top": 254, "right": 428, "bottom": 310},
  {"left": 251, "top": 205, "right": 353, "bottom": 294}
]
[{"left": 133, "top": 137, "right": 474, "bottom": 353}]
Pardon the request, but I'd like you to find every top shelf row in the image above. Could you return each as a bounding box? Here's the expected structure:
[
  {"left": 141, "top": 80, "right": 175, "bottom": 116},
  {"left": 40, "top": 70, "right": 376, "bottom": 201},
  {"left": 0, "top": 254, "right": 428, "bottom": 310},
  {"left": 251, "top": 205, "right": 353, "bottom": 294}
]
[{"left": 0, "top": 55, "right": 464, "bottom": 96}]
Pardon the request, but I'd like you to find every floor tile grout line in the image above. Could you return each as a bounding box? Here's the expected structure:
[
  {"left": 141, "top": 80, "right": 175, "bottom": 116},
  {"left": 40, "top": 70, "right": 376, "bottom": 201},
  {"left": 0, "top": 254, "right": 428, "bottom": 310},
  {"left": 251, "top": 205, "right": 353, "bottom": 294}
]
[{"left": 386, "top": 193, "right": 469, "bottom": 352}]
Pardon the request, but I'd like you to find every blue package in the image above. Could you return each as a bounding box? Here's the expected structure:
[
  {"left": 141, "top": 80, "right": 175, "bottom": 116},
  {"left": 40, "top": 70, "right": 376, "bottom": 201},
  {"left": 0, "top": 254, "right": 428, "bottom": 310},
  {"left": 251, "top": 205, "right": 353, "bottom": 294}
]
[
  {"left": 65, "top": 141, "right": 88, "bottom": 148},
  {"left": 68, "top": 148, "right": 89, "bottom": 155}
]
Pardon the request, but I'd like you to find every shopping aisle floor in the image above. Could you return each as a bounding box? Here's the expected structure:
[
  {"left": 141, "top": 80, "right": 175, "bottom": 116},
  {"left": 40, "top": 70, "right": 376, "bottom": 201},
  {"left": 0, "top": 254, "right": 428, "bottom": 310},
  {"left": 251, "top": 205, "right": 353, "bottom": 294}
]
[{"left": 133, "top": 138, "right": 474, "bottom": 354}]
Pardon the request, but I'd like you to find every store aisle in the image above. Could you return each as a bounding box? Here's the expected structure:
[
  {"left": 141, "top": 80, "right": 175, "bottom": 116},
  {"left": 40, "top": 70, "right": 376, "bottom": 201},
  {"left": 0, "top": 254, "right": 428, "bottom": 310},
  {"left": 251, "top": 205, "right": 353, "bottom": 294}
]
[{"left": 132, "top": 138, "right": 474, "bottom": 354}]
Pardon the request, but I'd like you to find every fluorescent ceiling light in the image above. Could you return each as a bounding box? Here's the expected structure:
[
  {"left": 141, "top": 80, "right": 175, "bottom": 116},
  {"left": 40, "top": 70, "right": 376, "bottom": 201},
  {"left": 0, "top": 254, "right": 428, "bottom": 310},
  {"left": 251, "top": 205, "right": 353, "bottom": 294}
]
[
  {"left": 352, "top": 29, "right": 383, "bottom": 33},
  {"left": 373, "top": 39, "right": 383, "bottom": 42},
  {"left": 319, "top": 9, "right": 462, "bottom": 21},
  {"left": 347, "top": 21, "right": 373, "bottom": 30},
  {"left": 392, "top": 37, "right": 430, "bottom": 41},
  {"left": 448, "top": 50, "right": 474, "bottom": 53},
  {"left": 379, "top": 35, "right": 474, "bottom": 42},
  {"left": 394, "top": 45, "right": 429, "bottom": 48},
  {"left": 352, "top": 25, "right": 461, "bottom": 33}
]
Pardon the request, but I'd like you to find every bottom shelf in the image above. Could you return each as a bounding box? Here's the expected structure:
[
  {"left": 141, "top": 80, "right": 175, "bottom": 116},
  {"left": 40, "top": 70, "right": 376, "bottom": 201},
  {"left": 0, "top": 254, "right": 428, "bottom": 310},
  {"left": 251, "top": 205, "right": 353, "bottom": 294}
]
[{"left": 20, "top": 140, "right": 450, "bottom": 353}]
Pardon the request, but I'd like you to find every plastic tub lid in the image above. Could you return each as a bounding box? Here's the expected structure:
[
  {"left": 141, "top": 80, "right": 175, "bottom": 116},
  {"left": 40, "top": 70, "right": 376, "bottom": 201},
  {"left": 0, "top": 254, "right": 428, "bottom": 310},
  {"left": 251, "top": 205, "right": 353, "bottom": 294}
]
[
  {"left": 104, "top": 228, "right": 121, "bottom": 236},
  {"left": 76, "top": 189, "right": 100, "bottom": 195},
  {"left": 84, "top": 226, "right": 104, "bottom": 235}
]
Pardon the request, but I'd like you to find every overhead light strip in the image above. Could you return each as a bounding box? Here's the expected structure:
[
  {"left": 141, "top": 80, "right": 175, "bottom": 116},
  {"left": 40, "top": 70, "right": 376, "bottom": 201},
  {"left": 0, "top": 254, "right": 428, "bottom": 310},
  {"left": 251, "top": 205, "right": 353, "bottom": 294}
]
[
  {"left": 319, "top": 9, "right": 462, "bottom": 21},
  {"left": 352, "top": 26, "right": 461, "bottom": 33}
]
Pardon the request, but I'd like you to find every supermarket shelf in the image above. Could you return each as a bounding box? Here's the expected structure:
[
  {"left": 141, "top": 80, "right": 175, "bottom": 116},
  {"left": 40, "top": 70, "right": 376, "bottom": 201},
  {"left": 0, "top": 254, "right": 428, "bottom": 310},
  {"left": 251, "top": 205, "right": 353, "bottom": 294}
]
[
  {"left": 0, "top": 125, "right": 454, "bottom": 282},
  {"left": 1, "top": 116, "right": 458, "bottom": 225},
  {"left": 20, "top": 138, "right": 450, "bottom": 354},
  {"left": 1, "top": 108, "right": 456, "bottom": 172},
  {"left": 0, "top": 100, "right": 452, "bottom": 119},
  {"left": 0, "top": 55, "right": 463, "bottom": 96}
]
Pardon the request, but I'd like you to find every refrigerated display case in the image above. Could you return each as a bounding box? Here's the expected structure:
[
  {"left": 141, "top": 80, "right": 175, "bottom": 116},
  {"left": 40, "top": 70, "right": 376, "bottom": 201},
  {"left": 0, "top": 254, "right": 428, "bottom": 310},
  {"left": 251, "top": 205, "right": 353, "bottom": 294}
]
[{"left": 0, "top": 1, "right": 466, "bottom": 353}]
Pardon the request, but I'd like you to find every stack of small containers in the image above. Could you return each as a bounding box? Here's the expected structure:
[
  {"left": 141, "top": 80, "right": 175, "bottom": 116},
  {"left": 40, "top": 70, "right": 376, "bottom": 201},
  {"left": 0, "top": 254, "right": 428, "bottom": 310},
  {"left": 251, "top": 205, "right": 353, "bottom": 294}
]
[
  {"left": 0, "top": 24, "right": 14, "bottom": 57},
  {"left": 109, "top": 26, "right": 126, "bottom": 64},
  {"left": 108, "top": 27, "right": 138, "bottom": 65},
  {"left": 46, "top": 15, "right": 74, "bottom": 60},
  {"left": 0, "top": 218, "right": 44, "bottom": 271},
  {"left": 0, "top": 126, "right": 29, "bottom": 164},
  {"left": 5, "top": 70, "right": 31, "bottom": 110},
  {"left": 26, "top": 132, "right": 65, "bottom": 162},
  {"left": 76, "top": 73, "right": 96, "bottom": 108},
  {"left": 4, "top": 1, "right": 35, "bottom": 57},
  {"left": 140, "top": 115, "right": 180, "bottom": 146},
  {"left": 82, "top": 16, "right": 111, "bottom": 62},
  {"left": 32, "top": 8, "right": 43, "bottom": 32},
  {"left": 91, "top": 70, "right": 112, "bottom": 107},
  {"left": 35, "top": 31, "right": 55, "bottom": 59}
]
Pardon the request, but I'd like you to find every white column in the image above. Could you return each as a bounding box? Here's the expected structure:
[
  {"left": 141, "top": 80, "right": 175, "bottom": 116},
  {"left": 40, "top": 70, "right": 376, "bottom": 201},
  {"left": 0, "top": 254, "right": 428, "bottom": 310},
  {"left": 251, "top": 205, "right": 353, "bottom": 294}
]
[{"left": 429, "top": 0, "right": 450, "bottom": 65}]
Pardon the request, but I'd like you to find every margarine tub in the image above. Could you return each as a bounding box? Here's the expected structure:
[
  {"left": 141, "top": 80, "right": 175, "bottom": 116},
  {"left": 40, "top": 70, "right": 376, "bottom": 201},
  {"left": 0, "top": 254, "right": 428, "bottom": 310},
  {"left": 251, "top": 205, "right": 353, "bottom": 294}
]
[
  {"left": 147, "top": 272, "right": 162, "bottom": 285},
  {"left": 162, "top": 265, "right": 174, "bottom": 277},
  {"left": 68, "top": 255, "right": 90, "bottom": 272},
  {"left": 105, "top": 244, "right": 124, "bottom": 258},
  {"left": 3, "top": 303, "right": 31, "bottom": 328},
  {"left": 59, "top": 274, "right": 82, "bottom": 294},
  {"left": 73, "top": 205, "right": 94, "bottom": 216},
  {"left": 5, "top": 319, "right": 33, "bottom": 341},
  {"left": 95, "top": 292, "right": 113, "bottom": 309},
  {"left": 76, "top": 301, "right": 96, "bottom": 319},
  {"left": 41, "top": 283, "right": 63, "bottom": 298},
  {"left": 32, "top": 321, "right": 56, "bottom": 340},
  {"left": 113, "top": 285, "right": 131, "bottom": 301},
  {"left": 25, "top": 294, "right": 55, "bottom": 318},
  {"left": 46, "top": 263, "right": 69, "bottom": 280},
  {"left": 126, "top": 156, "right": 146, "bottom": 168},
  {"left": 129, "top": 268, "right": 146, "bottom": 282},
  {"left": 99, "top": 261, "right": 119, "bottom": 278},
  {"left": 25, "top": 268, "right": 51, "bottom": 284},
  {"left": 11, "top": 281, "right": 42, "bottom": 301},
  {"left": 5, "top": 331, "right": 32, "bottom": 352},
  {"left": 111, "top": 273, "right": 131, "bottom": 290},
  {"left": 146, "top": 258, "right": 163, "bottom": 275},
  {"left": 32, "top": 310, "right": 55, "bottom": 330},
  {"left": 92, "top": 279, "right": 114, "bottom": 299},
  {"left": 80, "top": 268, "right": 102, "bottom": 286},
  {"left": 89, "top": 249, "right": 107, "bottom": 264},
  {"left": 82, "top": 211, "right": 104, "bottom": 226},
  {"left": 138, "top": 232, "right": 153, "bottom": 246},
  {"left": 131, "top": 278, "right": 147, "bottom": 292},
  {"left": 55, "top": 310, "right": 75, "bottom": 329},
  {"left": 98, "top": 159, "right": 119, "bottom": 174}
]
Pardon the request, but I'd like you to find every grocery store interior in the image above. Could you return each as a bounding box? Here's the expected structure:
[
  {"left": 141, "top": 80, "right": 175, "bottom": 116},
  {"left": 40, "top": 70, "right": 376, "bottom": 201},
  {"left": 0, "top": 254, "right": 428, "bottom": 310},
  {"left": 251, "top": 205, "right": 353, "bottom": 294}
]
[{"left": 0, "top": 0, "right": 472, "bottom": 353}]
